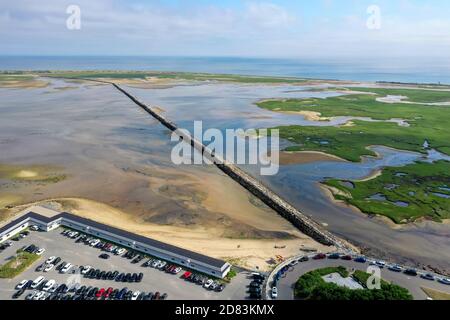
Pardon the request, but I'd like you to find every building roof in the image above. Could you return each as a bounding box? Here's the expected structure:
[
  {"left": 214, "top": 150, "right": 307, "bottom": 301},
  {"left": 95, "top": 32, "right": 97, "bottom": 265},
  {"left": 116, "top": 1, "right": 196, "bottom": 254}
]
[{"left": 1, "top": 211, "right": 228, "bottom": 269}]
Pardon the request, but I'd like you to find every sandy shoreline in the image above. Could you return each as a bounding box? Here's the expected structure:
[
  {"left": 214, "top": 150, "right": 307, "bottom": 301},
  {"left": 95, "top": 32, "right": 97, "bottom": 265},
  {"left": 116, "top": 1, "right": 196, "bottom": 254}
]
[{"left": 275, "top": 151, "right": 347, "bottom": 165}]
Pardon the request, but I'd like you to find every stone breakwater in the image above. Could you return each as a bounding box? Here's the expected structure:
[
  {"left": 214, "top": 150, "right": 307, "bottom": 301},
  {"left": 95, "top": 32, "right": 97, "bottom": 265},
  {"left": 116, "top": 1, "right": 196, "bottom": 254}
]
[{"left": 111, "top": 83, "right": 354, "bottom": 251}]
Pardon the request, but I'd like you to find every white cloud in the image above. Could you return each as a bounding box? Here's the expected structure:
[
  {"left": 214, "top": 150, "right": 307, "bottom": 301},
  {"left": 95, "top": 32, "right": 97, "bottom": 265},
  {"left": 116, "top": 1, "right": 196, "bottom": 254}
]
[{"left": 0, "top": 0, "right": 448, "bottom": 59}]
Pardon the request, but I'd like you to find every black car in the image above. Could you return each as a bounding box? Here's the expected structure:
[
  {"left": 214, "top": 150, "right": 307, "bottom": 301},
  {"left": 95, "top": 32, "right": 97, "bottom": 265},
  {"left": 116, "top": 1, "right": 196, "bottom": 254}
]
[
  {"left": 249, "top": 292, "right": 261, "bottom": 300},
  {"left": 111, "top": 271, "right": 119, "bottom": 279},
  {"left": 101, "top": 271, "right": 108, "bottom": 280},
  {"left": 99, "top": 253, "right": 110, "bottom": 259},
  {"left": 249, "top": 287, "right": 261, "bottom": 293},
  {"left": 116, "top": 273, "right": 125, "bottom": 282},
  {"left": 404, "top": 269, "right": 418, "bottom": 276},
  {"left": 328, "top": 253, "right": 340, "bottom": 259},
  {"left": 136, "top": 272, "right": 143, "bottom": 282},
  {"left": 215, "top": 284, "right": 225, "bottom": 292},
  {"left": 12, "top": 289, "right": 26, "bottom": 299},
  {"left": 298, "top": 256, "right": 309, "bottom": 262},
  {"left": 249, "top": 281, "right": 261, "bottom": 288},
  {"left": 131, "top": 273, "right": 138, "bottom": 282},
  {"left": 53, "top": 257, "right": 62, "bottom": 265},
  {"left": 142, "top": 292, "right": 153, "bottom": 300}
]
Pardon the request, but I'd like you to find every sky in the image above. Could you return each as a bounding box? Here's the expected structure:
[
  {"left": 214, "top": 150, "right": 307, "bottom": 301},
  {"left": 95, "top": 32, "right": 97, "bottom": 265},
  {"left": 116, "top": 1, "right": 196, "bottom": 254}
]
[{"left": 0, "top": 0, "right": 449, "bottom": 59}]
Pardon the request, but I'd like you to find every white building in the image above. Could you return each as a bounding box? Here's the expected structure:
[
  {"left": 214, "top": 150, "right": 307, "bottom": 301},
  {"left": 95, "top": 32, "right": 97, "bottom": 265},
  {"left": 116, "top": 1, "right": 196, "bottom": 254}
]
[{"left": 0, "top": 207, "right": 231, "bottom": 279}]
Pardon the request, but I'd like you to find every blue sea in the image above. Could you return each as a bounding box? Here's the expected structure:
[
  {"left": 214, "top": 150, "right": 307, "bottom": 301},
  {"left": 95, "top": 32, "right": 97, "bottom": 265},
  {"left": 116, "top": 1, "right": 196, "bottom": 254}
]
[{"left": 1, "top": 56, "right": 450, "bottom": 84}]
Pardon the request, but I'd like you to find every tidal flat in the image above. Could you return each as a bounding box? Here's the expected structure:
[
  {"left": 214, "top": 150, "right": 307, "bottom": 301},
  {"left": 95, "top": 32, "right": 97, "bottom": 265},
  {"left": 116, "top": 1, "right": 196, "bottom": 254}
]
[{"left": 0, "top": 73, "right": 449, "bottom": 274}]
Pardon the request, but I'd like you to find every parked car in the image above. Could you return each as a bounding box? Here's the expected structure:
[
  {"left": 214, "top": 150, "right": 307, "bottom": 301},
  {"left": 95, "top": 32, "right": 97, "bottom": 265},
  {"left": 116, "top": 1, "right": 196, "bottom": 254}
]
[
  {"left": 60, "top": 263, "right": 73, "bottom": 273},
  {"left": 131, "top": 291, "right": 141, "bottom": 301},
  {"left": 204, "top": 279, "right": 214, "bottom": 289},
  {"left": 327, "top": 253, "right": 340, "bottom": 259},
  {"left": 81, "top": 265, "right": 92, "bottom": 275},
  {"left": 388, "top": 265, "right": 403, "bottom": 272},
  {"left": 12, "top": 289, "right": 26, "bottom": 299},
  {"left": 26, "top": 291, "right": 38, "bottom": 300},
  {"left": 215, "top": 284, "right": 225, "bottom": 292},
  {"left": 404, "top": 268, "right": 418, "bottom": 276},
  {"left": 372, "top": 260, "right": 386, "bottom": 268},
  {"left": 96, "top": 288, "right": 105, "bottom": 298},
  {"left": 45, "top": 256, "right": 57, "bottom": 264},
  {"left": 99, "top": 253, "right": 110, "bottom": 259},
  {"left": 341, "top": 255, "right": 352, "bottom": 261},
  {"left": 36, "top": 248, "right": 46, "bottom": 255},
  {"left": 31, "top": 276, "right": 46, "bottom": 289},
  {"left": 16, "top": 279, "right": 30, "bottom": 290},
  {"left": 438, "top": 278, "right": 450, "bottom": 285},
  {"left": 44, "top": 264, "right": 55, "bottom": 272},
  {"left": 43, "top": 279, "right": 56, "bottom": 292},
  {"left": 298, "top": 256, "right": 309, "bottom": 262},
  {"left": 313, "top": 253, "right": 326, "bottom": 260},
  {"left": 421, "top": 273, "right": 435, "bottom": 281},
  {"left": 271, "top": 287, "right": 278, "bottom": 299},
  {"left": 354, "top": 256, "right": 367, "bottom": 263}
]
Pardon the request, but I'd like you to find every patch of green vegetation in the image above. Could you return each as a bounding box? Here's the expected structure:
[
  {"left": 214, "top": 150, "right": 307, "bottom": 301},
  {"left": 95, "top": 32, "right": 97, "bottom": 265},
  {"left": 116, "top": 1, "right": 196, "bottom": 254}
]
[
  {"left": 40, "top": 71, "right": 307, "bottom": 84},
  {"left": 0, "top": 250, "right": 40, "bottom": 278},
  {"left": 0, "top": 163, "right": 66, "bottom": 184},
  {"left": 294, "top": 267, "right": 412, "bottom": 300},
  {"left": 350, "top": 87, "right": 450, "bottom": 103},
  {"left": 324, "top": 161, "right": 450, "bottom": 223},
  {"left": 224, "top": 268, "right": 238, "bottom": 282},
  {"left": 0, "top": 74, "right": 35, "bottom": 82},
  {"left": 421, "top": 287, "right": 450, "bottom": 300},
  {"left": 258, "top": 87, "right": 450, "bottom": 161}
]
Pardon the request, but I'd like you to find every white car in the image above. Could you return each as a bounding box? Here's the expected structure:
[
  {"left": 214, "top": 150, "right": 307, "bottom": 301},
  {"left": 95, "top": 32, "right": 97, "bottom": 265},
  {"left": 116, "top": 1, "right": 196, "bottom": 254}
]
[
  {"left": 131, "top": 291, "right": 141, "bottom": 300},
  {"left": 43, "top": 279, "right": 56, "bottom": 292},
  {"left": 61, "top": 263, "right": 72, "bottom": 273},
  {"left": 44, "top": 264, "right": 55, "bottom": 272},
  {"left": 158, "top": 261, "right": 167, "bottom": 269},
  {"left": 151, "top": 260, "right": 160, "bottom": 268},
  {"left": 439, "top": 278, "right": 450, "bottom": 285},
  {"left": 173, "top": 267, "right": 182, "bottom": 274},
  {"left": 49, "top": 284, "right": 58, "bottom": 293},
  {"left": 31, "top": 276, "right": 45, "bottom": 289},
  {"left": 30, "top": 225, "right": 39, "bottom": 231},
  {"left": 204, "top": 279, "right": 214, "bottom": 289},
  {"left": 36, "top": 248, "right": 46, "bottom": 255},
  {"left": 271, "top": 287, "right": 278, "bottom": 299},
  {"left": 90, "top": 239, "right": 100, "bottom": 247},
  {"left": 45, "top": 256, "right": 56, "bottom": 264},
  {"left": 371, "top": 260, "right": 386, "bottom": 268},
  {"left": 26, "top": 291, "right": 37, "bottom": 300},
  {"left": 116, "top": 248, "right": 126, "bottom": 255},
  {"left": 33, "top": 291, "right": 45, "bottom": 300},
  {"left": 81, "top": 265, "right": 92, "bottom": 275},
  {"left": 16, "top": 279, "right": 29, "bottom": 290}
]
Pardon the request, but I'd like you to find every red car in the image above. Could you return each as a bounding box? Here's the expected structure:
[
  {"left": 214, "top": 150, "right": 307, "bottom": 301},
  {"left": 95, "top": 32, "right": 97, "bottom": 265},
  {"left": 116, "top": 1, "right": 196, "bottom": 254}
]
[
  {"left": 182, "top": 271, "right": 192, "bottom": 279},
  {"left": 104, "top": 287, "right": 113, "bottom": 298},
  {"left": 96, "top": 288, "right": 105, "bottom": 298},
  {"left": 341, "top": 255, "right": 352, "bottom": 261},
  {"left": 313, "top": 253, "right": 326, "bottom": 260}
]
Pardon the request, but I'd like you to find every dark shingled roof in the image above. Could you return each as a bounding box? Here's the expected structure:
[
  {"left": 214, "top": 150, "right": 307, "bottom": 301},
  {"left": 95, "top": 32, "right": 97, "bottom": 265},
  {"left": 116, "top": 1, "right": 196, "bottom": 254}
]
[{"left": 1, "top": 211, "right": 227, "bottom": 269}]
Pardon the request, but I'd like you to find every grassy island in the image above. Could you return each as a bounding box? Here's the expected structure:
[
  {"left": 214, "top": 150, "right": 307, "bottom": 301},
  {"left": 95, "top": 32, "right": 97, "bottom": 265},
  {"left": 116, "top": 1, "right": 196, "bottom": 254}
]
[
  {"left": 325, "top": 161, "right": 450, "bottom": 223},
  {"left": 294, "top": 266, "right": 413, "bottom": 300},
  {"left": 258, "top": 87, "right": 450, "bottom": 161}
]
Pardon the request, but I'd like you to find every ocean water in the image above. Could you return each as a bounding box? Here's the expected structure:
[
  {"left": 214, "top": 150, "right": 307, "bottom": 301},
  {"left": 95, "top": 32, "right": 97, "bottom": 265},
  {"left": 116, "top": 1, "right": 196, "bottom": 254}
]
[{"left": 1, "top": 56, "right": 450, "bottom": 84}]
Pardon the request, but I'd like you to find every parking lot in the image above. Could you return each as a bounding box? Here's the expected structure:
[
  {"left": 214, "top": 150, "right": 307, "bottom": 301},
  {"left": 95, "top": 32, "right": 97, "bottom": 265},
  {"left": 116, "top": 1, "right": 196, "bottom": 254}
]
[{"left": 0, "top": 228, "right": 251, "bottom": 300}]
